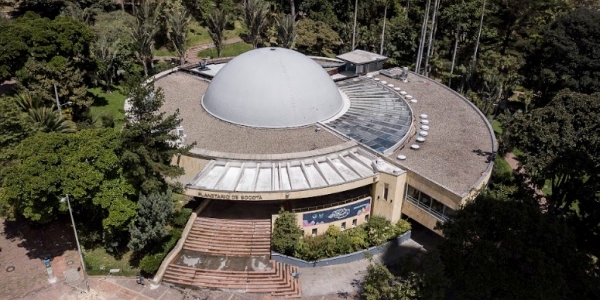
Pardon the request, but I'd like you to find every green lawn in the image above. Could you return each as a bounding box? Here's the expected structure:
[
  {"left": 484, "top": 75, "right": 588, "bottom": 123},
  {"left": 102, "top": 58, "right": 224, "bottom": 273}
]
[
  {"left": 89, "top": 87, "right": 127, "bottom": 129},
  {"left": 154, "top": 20, "right": 245, "bottom": 57},
  {"left": 84, "top": 247, "right": 140, "bottom": 276},
  {"left": 197, "top": 41, "right": 253, "bottom": 58},
  {"left": 492, "top": 119, "right": 503, "bottom": 135},
  {"left": 511, "top": 147, "right": 524, "bottom": 158}
]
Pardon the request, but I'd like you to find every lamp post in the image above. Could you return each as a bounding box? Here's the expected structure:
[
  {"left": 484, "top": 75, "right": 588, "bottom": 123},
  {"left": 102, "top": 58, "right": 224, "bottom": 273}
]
[{"left": 61, "top": 195, "right": 90, "bottom": 292}]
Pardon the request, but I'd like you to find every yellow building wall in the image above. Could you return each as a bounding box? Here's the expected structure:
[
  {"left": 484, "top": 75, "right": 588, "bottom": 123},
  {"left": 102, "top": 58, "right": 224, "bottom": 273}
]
[{"left": 371, "top": 172, "right": 407, "bottom": 224}]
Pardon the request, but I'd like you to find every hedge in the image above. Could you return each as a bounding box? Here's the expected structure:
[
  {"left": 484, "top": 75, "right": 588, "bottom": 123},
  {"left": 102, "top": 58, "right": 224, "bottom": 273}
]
[
  {"left": 139, "top": 228, "right": 182, "bottom": 275},
  {"left": 273, "top": 215, "right": 411, "bottom": 261}
]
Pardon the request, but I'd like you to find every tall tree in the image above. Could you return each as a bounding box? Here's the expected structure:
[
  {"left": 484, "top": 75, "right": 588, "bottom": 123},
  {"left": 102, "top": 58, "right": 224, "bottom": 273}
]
[
  {"left": 0, "top": 129, "right": 136, "bottom": 232},
  {"left": 275, "top": 14, "right": 297, "bottom": 49},
  {"left": 128, "top": 190, "right": 174, "bottom": 252},
  {"left": 509, "top": 90, "right": 600, "bottom": 256},
  {"left": 295, "top": 18, "right": 341, "bottom": 56},
  {"left": 438, "top": 192, "right": 600, "bottom": 300},
  {"left": 271, "top": 209, "right": 302, "bottom": 255},
  {"left": 121, "top": 79, "right": 193, "bottom": 194},
  {"left": 243, "top": 0, "right": 270, "bottom": 48},
  {"left": 362, "top": 263, "right": 420, "bottom": 300},
  {"left": 523, "top": 8, "right": 600, "bottom": 104},
  {"left": 0, "top": 95, "right": 36, "bottom": 169},
  {"left": 130, "top": 0, "right": 161, "bottom": 76},
  {"left": 165, "top": 1, "right": 191, "bottom": 65},
  {"left": 205, "top": 9, "right": 228, "bottom": 58}
]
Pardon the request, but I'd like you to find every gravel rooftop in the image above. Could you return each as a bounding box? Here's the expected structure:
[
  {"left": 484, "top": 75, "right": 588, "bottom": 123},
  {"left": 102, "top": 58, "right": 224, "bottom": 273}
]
[
  {"left": 381, "top": 73, "right": 496, "bottom": 197},
  {"left": 155, "top": 72, "right": 347, "bottom": 155}
]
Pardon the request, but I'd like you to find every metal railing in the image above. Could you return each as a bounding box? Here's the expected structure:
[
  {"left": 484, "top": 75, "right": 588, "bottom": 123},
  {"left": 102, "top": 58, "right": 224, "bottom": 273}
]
[
  {"left": 406, "top": 195, "right": 449, "bottom": 222},
  {"left": 292, "top": 194, "right": 371, "bottom": 213}
]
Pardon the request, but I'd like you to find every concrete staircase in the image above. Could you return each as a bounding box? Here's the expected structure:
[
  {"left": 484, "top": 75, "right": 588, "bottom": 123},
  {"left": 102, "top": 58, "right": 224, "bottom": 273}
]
[{"left": 163, "top": 217, "right": 301, "bottom": 298}]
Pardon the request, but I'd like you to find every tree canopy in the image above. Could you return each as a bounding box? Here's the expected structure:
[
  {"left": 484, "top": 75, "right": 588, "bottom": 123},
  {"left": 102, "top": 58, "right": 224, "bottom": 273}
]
[
  {"left": 0, "top": 129, "right": 136, "bottom": 233},
  {"left": 437, "top": 193, "right": 600, "bottom": 300},
  {"left": 523, "top": 8, "right": 600, "bottom": 104}
]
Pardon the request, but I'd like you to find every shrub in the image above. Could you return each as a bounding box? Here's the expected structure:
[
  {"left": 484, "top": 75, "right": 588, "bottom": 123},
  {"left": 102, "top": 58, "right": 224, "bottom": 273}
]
[
  {"left": 139, "top": 228, "right": 182, "bottom": 275},
  {"left": 172, "top": 207, "right": 193, "bottom": 228},
  {"left": 394, "top": 219, "right": 411, "bottom": 236},
  {"left": 364, "top": 216, "right": 396, "bottom": 246},
  {"left": 272, "top": 208, "right": 303, "bottom": 255}
]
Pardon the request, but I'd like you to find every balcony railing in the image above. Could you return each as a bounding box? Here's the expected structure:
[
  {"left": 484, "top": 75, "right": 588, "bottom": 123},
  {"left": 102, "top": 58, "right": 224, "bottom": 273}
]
[{"left": 406, "top": 195, "right": 449, "bottom": 222}]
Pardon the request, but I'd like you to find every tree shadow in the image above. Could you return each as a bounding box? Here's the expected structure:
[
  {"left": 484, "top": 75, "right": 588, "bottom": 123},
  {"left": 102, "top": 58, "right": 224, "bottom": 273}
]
[
  {"left": 2, "top": 216, "right": 76, "bottom": 260},
  {"left": 90, "top": 91, "right": 109, "bottom": 107},
  {"left": 0, "top": 80, "right": 17, "bottom": 96}
]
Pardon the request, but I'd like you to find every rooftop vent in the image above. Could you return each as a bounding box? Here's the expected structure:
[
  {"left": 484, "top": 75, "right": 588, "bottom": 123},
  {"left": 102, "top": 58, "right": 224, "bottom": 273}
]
[
  {"left": 416, "top": 136, "right": 425, "bottom": 142},
  {"left": 421, "top": 119, "right": 429, "bottom": 125},
  {"left": 397, "top": 154, "right": 407, "bottom": 160},
  {"left": 401, "top": 67, "right": 409, "bottom": 83},
  {"left": 381, "top": 81, "right": 387, "bottom": 84},
  {"left": 393, "top": 168, "right": 402, "bottom": 174},
  {"left": 420, "top": 114, "right": 428, "bottom": 119},
  {"left": 394, "top": 87, "right": 401, "bottom": 91},
  {"left": 388, "top": 84, "right": 394, "bottom": 87},
  {"left": 419, "top": 131, "right": 428, "bottom": 137},
  {"left": 410, "top": 99, "right": 418, "bottom": 103},
  {"left": 421, "top": 125, "right": 430, "bottom": 131},
  {"left": 411, "top": 144, "right": 420, "bottom": 150}
]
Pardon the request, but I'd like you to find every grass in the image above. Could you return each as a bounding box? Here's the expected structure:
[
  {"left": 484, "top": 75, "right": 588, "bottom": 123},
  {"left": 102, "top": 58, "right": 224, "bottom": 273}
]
[
  {"left": 84, "top": 247, "right": 140, "bottom": 276},
  {"left": 154, "top": 20, "right": 245, "bottom": 57},
  {"left": 492, "top": 119, "right": 503, "bottom": 135},
  {"left": 197, "top": 41, "right": 253, "bottom": 58},
  {"left": 89, "top": 86, "right": 127, "bottom": 129},
  {"left": 511, "top": 147, "right": 524, "bottom": 158}
]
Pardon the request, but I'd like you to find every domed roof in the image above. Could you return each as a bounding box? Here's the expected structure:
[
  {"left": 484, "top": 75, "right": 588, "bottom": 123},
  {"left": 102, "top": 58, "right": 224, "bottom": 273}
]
[{"left": 202, "top": 47, "right": 344, "bottom": 128}]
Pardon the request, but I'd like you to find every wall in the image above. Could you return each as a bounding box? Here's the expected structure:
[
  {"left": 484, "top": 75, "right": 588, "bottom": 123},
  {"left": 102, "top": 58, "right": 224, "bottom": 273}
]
[
  {"left": 371, "top": 171, "right": 407, "bottom": 224},
  {"left": 271, "top": 231, "right": 411, "bottom": 268},
  {"left": 405, "top": 170, "right": 462, "bottom": 210},
  {"left": 401, "top": 200, "right": 443, "bottom": 234}
]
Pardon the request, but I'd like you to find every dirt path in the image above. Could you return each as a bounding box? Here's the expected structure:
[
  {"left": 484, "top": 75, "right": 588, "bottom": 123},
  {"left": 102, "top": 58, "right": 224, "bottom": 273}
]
[
  {"left": 154, "top": 37, "right": 243, "bottom": 64},
  {"left": 504, "top": 152, "right": 547, "bottom": 209}
]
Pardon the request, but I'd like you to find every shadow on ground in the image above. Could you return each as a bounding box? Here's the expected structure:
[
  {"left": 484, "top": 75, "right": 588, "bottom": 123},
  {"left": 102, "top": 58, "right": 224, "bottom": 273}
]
[{"left": 2, "top": 217, "right": 76, "bottom": 260}]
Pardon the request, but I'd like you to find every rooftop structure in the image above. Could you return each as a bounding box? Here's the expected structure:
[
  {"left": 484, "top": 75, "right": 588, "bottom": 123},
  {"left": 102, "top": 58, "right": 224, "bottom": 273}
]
[{"left": 337, "top": 50, "right": 388, "bottom": 65}]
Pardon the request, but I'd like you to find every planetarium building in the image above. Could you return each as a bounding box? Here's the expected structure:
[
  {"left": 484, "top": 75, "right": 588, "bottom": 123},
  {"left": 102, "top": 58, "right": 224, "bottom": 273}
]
[{"left": 150, "top": 47, "right": 496, "bottom": 295}]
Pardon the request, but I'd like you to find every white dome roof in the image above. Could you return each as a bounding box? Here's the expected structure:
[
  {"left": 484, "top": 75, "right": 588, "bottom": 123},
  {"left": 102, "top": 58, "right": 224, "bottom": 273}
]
[{"left": 202, "top": 47, "right": 344, "bottom": 128}]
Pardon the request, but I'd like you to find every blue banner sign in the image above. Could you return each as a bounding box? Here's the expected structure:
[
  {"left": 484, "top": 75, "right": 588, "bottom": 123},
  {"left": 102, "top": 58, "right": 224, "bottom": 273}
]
[{"left": 302, "top": 198, "right": 371, "bottom": 227}]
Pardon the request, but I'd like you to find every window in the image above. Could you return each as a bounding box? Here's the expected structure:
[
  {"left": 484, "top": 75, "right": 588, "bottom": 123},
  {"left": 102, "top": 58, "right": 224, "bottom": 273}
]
[
  {"left": 420, "top": 193, "right": 432, "bottom": 207},
  {"left": 341, "top": 222, "right": 346, "bottom": 230},
  {"left": 311, "top": 228, "right": 317, "bottom": 237},
  {"left": 384, "top": 183, "right": 389, "bottom": 200},
  {"left": 365, "top": 214, "right": 370, "bottom": 222},
  {"left": 352, "top": 219, "right": 357, "bottom": 227},
  {"left": 407, "top": 185, "right": 420, "bottom": 200},
  {"left": 431, "top": 200, "right": 444, "bottom": 215}
]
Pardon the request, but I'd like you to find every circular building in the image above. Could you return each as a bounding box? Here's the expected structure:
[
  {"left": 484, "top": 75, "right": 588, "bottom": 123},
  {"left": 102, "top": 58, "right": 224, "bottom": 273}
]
[{"left": 151, "top": 48, "right": 497, "bottom": 295}]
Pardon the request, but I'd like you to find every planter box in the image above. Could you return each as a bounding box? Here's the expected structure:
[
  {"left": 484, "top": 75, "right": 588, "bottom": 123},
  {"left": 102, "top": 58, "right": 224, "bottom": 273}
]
[{"left": 272, "top": 230, "right": 411, "bottom": 268}]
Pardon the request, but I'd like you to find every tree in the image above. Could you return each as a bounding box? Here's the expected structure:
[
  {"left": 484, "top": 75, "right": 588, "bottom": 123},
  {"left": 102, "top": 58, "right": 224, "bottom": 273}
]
[
  {"left": 509, "top": 90, "right": 600, "bottom": 256},
  {"left": 295, "top": 18, "right": 341, "bottom": 56},
  {"left": 523, "top": 8, "right": 600, "bottom": 104},
  {"left": 93, "top": 10, "right": 136, "bottom": 90},
  {"left": 165, "top": 1, "right": 191, "bottom": 65},
  {"left": 362, "top": 263, "right": 420, "bottom": 300},
  {"left": 121, "top": 79, "right": 193, "bottom": 194},
  {"left": 130, "top": 0, "right": 162, "bottom": 76},
  {"left": 205, "top": 9, "right": 228, "bottom": 58},
  {"left": 243, "top": 0, "right": 270, "bottom": 48},
  {"left": 12, "top": 92, "right": 77, "bottom": 133},
  {"left": 16, "top": 57, "right": 93, "bottom": 121},
  {"left": 276, "top": 14, "right": 296, "bottom": 49},
  {"left": 0, "top": 129, "right": 136, "bottom": 233},
  {"left": 0, "top": 95, "right": 36, "bottom": 170},
  {"left": 437, "top": 192, "right": 600, "bottom": 300},
  {"left": 271, "top": 209, "right": 302, "bottom": 255},
  {"left": 128, "top": 190, "right": 174, "bottom": 252}
]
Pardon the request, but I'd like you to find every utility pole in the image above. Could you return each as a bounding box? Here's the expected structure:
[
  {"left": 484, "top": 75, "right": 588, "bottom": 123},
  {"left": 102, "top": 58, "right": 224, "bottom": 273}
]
[
  {"left": 472, "top": 0, "right": 487, "bottom": 73},
  {"left": 352, "top": 0, "right": 358, "bottom": 50},
  {"left": 54, "top": 84, "right": 62, "bottom": 117},
  {"left": 423, "top": 0, "right": 440, "bottom": 77},
  {"left": 380, "top": 2, "right": 388, "bottom": 55},
  {"left": 415, "top": 0, "right": 431, "bottom": 74},
  {"left": 62, "top": 195, "right": 90, "bottom": 292}
]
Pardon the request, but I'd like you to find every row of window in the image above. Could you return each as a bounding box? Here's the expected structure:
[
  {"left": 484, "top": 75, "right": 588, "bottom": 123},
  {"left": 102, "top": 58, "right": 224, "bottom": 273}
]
[
  {"left": 306, "top": 214, "right": 370, "bottom": 237},
  {"left": 406, "top": 185, "right": 455, "bottom": 221}
]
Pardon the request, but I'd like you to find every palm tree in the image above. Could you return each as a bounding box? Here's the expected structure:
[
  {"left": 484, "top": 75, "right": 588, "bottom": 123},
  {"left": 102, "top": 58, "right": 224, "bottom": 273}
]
[
  {"left": 13, "top": 92, "right": 77, "bottom": 133},
  {"left": 243, "top": 0, "right": 270, "bottom": 49},
  {"left": 165, "top": 3, "right": 191, "bottom": 65},
  {"left": 276, "top": 14, "right": 297, "bottom": 49},
  {"left": 130, "top": 0, "right": 161, "bottom": 76},
  {"left": 206, "top": 9, "right": 228, "bottom": 58}
]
